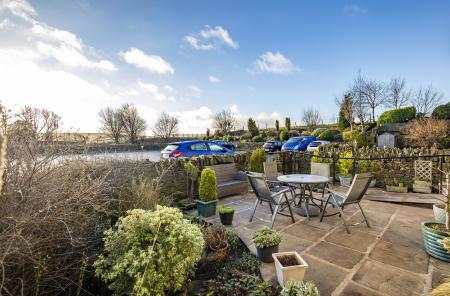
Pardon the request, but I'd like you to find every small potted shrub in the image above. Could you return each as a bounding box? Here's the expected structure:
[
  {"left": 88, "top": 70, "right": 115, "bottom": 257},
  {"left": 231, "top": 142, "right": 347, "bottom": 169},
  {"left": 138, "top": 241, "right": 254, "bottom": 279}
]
[
  {"left": 218, "top": 205, "right": 235, "bottom": 225},
  {"left": 385, "top": 178, "right": 408, "bottom": 193},
  {"left": 273, "top": 251, "right": 309, "bottom": 288},
  {"left": 205, "top": 225, "right": 229, "bottom": 261},
  {"left": 337, "top": 151, "right": 353, "bottom": 187},
  {"left": 252, "top": 227, "right": 281, "bottom": 263},
  {"left": 280, "top": 280, "right": 319, "bottom": 296},
  {"left": 310, "top": 149, "right": 332, "bottom": 179},
  {"left": 197, "top": 168, "right": 218, "bottom": 217}
]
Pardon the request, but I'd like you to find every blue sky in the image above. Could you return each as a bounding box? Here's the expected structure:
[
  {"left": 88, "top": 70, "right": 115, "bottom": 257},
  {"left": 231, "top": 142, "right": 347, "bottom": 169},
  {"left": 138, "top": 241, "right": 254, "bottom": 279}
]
[{"left": 0, "top": 0, "right": 449, "bottom": 132}]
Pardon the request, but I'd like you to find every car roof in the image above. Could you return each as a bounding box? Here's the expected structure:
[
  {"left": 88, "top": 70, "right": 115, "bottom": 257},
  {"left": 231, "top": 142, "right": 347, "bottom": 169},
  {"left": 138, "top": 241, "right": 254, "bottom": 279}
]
[{"left": 168, "top": 140, "right": 209, "bottom": 145}]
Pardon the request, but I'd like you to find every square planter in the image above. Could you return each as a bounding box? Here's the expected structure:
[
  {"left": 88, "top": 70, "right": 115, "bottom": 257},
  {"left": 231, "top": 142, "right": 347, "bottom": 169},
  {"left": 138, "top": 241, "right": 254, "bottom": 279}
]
[
  {"left": 272, "top": 251, "right": 308, "bottom": 288},
  {"left": 195, "top": 199, "right": 217, "bottom": 217},
  {"left": 413, "top": 180, "right": 432, "bottom": 194},
  {"left": 386, "top": 185, "right": 408, "bottom": 193}
]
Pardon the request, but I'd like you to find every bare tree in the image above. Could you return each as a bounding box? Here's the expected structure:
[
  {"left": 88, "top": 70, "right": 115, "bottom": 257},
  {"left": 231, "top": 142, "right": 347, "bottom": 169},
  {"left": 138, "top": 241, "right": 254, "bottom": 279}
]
[
  {"left": 214, "top": 109, "right": 236, "bottom": 136},
  {"left": 98, "top": 107, "right": 124, "bottom": 144},
  {"left": 121, "top": 104, "right": 147, "bottom": 144},
  {"left": 17, "top": 106, "right": 61, "bottom": 141},
  {"left": 302, "top": 107, "right": 322, "bottom": 130},
  {"left": 412, "top": 85, "right": 443, "bottom": 116},
  {"left": 385, "top": 78, "right": 411, "bottom": 109},
  {"left": 335, "top": 93, "right": 354, "bottom": 131},
  {"left": 152, "top": 112, "right": 179, "bottom": 140},
  {"left": 350, "top": 73, "right": 369, "bottom": 130},
  {"left": 362, "top": 79, "right": 385, "bottom": 122}
]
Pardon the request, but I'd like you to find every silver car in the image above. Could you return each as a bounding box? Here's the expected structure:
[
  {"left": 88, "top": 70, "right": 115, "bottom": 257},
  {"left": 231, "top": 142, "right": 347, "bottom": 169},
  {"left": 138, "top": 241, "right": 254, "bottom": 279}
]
[{"left": 306, "top": 140, "right": 330, "bottom": 152}]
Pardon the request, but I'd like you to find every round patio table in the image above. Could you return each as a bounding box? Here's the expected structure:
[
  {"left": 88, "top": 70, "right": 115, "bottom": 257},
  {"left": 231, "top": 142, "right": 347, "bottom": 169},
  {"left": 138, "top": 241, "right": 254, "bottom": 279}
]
[{"left": 277, "top": 174, "right": 330, "bottom": 218}]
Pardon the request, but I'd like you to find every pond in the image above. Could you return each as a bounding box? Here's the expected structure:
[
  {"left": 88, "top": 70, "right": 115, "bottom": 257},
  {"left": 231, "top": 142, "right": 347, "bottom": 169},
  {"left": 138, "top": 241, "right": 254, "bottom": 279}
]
[{"left": 66, "top": 150, "right": 162, "bottom": 162}]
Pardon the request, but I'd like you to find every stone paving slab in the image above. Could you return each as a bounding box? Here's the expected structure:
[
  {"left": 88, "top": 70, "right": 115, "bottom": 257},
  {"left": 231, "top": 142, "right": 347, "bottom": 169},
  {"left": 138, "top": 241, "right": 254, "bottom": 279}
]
[
  {"left": 325, "top": 228, "right": 378, "bottom": 253},
  {"left": 369, "top": 240, "right": 429, "bottom": 274},
  {"left": 282, "top": 223, "right": 328, "bottom": 242},
  {"left": 306, "top": 241, "right": 364, "bottom": 269},
  {"left": 430, "top": 258, "right": 450, "bottom": 288},
  {"left": 340, "top": 281, "right": 387, "bottom": 296},
  {"left": 352, "top": 260, "right": 426, "bottom": 296}
]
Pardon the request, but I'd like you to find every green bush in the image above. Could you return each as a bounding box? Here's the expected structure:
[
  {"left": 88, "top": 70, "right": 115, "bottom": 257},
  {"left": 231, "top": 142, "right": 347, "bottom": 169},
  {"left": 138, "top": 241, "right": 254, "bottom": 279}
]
[
  {"left": 208, "top": 271, "right": 278, "bottom": 295},
  {"left": 94, "top": 207, "right": 204, "bottom": 296},
  {"left": 252, "top": 135, "right": 264, "bottom": 142},
  {"left": 280, "top": 130, "right": 289, "bottom": 141},
  {"left": 337, "top": 151, "right": 353, "bottom": 177},
  {"left": 248, "top": 148, "right": 265, "bottom": 173},
  {"left": 318, "top": 129, "right": 333, "bottom": 141},
  {"left": 224, "top": 135, "right": 233, "bottom": 142},
  {"left": 199, "top": 168, "right": 217, "bottom": 202},
  {"left": 252, "top": 226, "right": 281, "bottom": 248},
  {"left": 342, "top": 130, "right": 369, "bottom": 147},
  {"left": 378, "top": 106, "right": 416, "bottom": 125},
  {"left": 432, "top": 102, "right": 450, "bottom": 120},
  {"left": 311, "top": 128, "right": 327, "bottom": 137},
  {"left": 218, "top": 205, "right": 235, "bottom": 214},
  {"left": 223, "top": 252, "right": 261, "bottom": 275},
  {"left": 281, "top": 280, "right": 319, "bottom": 296},
  {"left": 310, "top": 148, "right": 332, "bottom": 164}
]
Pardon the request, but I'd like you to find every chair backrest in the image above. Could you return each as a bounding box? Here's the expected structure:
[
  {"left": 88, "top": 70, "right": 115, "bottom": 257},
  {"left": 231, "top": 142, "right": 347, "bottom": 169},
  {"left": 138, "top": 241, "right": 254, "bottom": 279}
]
[
  {"left": 344, "top": 173, "right": 373, "bottom": 204},
  {"left": 246, "top": 172, "right": 275, "bottom": 203},
  {"left": 263, "top": 161, "right": 278, "bottom": 181}
]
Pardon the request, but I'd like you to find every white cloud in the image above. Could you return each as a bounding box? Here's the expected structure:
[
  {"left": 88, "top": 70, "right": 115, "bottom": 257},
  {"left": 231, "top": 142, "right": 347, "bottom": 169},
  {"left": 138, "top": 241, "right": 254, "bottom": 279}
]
[
  {"left": 208, "top": 75, "right": 220, "bottom": 83},
  {"left": 170, "top": 106, "right": 214, "bottom": 133},
  {"left": 119, "top": 47, "right": 174, "bottom": 75},
  {"left": 188, "top": 85, "right": 202, "bottom": 97},
  {"left": 254, "top": 51, "right": 297, "bottom": 75},
  {"left": 138, "top": 81, "right": 176, "bottom": 101},
  {"left": 185, "top": 25, "right": 238, "bottom": 50},
  {"left": 229, "top": 104, "right": 282, "bottom": 129},
  {"left": 0, "top": 1, "right": 116, "bottom": 72}
]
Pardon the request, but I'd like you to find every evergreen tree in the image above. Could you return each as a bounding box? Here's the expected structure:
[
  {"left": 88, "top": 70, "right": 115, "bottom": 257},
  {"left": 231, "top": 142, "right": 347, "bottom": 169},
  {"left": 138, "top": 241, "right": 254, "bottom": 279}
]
[
  {"left": 275, "top": 119, "right": 279, "bottom": 131},
  {"left": 285, "top": 117, "right": 291, "bottom": 131},
  {"left": 247, "top": 117, "right": 259, "bottom": 137}
]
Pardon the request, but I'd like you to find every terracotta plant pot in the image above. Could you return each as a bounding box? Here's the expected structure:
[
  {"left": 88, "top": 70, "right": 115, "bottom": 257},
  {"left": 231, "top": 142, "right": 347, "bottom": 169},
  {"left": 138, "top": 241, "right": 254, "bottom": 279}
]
[
  {"left": 272, "top": 251, "right": 309, "bottom": 288},
  {"left": 196, "top": 199, "right": 217, "bottom": 217},
  {"left": 256, "top": 244, "right": 279, "bottom": 263}
]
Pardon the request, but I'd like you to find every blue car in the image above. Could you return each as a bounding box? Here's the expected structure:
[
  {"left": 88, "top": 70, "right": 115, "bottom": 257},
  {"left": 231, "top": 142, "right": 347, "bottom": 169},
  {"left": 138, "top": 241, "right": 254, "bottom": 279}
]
[
  {"left": 161, "top": 140, "right": 236, "bottom": 158},
  {"left": 281, "top": 136, "right": 317, "bottom": 151}
]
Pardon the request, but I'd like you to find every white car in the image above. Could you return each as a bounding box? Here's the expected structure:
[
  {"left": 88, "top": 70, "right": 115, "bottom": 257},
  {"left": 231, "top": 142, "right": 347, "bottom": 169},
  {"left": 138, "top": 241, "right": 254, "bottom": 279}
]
[{"left": 307, "top": 140, "right": 330, "bottom": 152}]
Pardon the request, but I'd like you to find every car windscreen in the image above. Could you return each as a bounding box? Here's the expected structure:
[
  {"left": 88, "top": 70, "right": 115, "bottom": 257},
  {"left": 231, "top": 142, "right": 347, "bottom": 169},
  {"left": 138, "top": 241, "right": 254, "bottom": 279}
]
[
  {"left": 286, "top": 137, "right": 301, "bottom": 143},
  {"left": 162, "top": 144, "right": 179, "bottom": 152}
]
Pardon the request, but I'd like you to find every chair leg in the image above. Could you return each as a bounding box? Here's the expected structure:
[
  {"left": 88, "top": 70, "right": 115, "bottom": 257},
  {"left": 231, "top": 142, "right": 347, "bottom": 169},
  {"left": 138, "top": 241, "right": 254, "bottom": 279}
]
[
  {"left": 270, "top": 204, "right": 280, "bottom": 228},
  {"left": 358, "top": 203, "right": 371, "bottom": 228},
  {"left": 249, "top": 199, "right": 259, "bottom": 222},
  {"left": 284, "top": 193, "right": 295, "bottom": 223},
  {"left": 269, "top": 202, "right": 274, "bottom": 214},
  {"left": 320, "top": 200, "right": 329, "bottom": 222},
  {"left": 337, "top": 206, "right": 350, "bottom": 234}
]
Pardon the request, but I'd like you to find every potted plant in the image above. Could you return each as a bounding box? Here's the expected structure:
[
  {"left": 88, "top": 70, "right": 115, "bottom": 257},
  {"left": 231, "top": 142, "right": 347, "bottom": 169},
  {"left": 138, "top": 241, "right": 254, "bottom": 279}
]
[
  {"left": 385, "top": 178, "right": 408, "bottom": 193},
  {"left": 422, "top": 173, "right": 450, "bottom": 262},
  {"left": 273, "top": 251, "right": 309, "bottom": 288},
  {"left": 205, "top": 225, "right": 229, "bottom": 261},
  {"left": 337, "top": 151, "right": 353, "bottom": 187},
  {"left": 196, "top": 168, "right": 218, "bottom": 217},
  {"left": 218, "top": 205, "right": 235, "bottom": 225},
  {"left": 310, "top": 149, "right": 332, "bottom": 179},
  {"left": 280, "top": 280, "right": 319, "bottom": 296},
  {"left": 252, "top": 227, "right": 281, "bottom": 263},
  {"left": 413, "top": 176, "right": 432, "bottom": 194}
]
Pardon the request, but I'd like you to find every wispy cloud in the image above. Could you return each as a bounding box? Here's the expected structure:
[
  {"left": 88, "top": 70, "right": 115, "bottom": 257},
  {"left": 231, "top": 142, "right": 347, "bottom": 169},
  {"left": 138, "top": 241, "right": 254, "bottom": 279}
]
[
  {"left": 138, "top": 81, "right": 176, "bottom": 101},
  {"left": 185, "top": 25, "right": 238, "bottom": 50},
  {"left": 253, "top": 51, "right": 298, "bottom": 75},
  {"left": 344, "top": 4, "right": 368, "bottom": 14},
  {"left": 119, "top": 47, "right": 174, "bottom": 75},
  {"left": 208, "top": 75, "right": 220, "bottom": 83}
]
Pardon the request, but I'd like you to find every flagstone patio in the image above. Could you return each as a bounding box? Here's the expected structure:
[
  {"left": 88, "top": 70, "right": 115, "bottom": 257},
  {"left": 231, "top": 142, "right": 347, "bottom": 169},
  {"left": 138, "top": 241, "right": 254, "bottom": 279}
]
[{"left": 202, "top": 187, "right": 450, "bottom": 296}]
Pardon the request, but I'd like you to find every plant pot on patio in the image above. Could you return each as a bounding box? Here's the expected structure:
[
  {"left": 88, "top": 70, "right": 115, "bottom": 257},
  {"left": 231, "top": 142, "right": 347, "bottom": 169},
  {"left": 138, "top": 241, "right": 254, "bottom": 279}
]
[
  {"left": 433, "top": 204, "right": 446, "bottom": 224},
  {"left": 252, "top": 227, "right": 281, "bottom": 263},
  {"left": 218, "top": 205, "right": 235, "bottom": 225},
  {"left": 339, "top": 175, "right": 352, "bottom": 187},
  {"left": 413, "top": 180, "right": 432, "bottom": 194},
  {"left": 272, "top": 251, "right": 308, "bottom": 288},
  {"left": 421, "top": 222, "right": 450, "bottom": 262},
  {"left": 196, "top": 168, "right": 218, "bottom": 218},
  {"left": 369, "top": 179, "right": 376, "bottom": 188},
  {"left": 386, "top": 184, "right": 408, "bottom": 193}
]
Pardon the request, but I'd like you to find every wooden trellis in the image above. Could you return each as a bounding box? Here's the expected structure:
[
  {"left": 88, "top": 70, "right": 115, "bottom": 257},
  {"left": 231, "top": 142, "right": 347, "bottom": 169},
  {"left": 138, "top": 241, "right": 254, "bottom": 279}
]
[{"left": 414, "top": 160, "right": 433, "bottom": 182}]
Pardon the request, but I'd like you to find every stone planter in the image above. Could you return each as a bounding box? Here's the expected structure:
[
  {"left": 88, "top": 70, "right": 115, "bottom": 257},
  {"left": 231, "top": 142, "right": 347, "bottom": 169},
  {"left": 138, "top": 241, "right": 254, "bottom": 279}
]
[
  {"left": 421, "top": 222, "right": 450, "bottom": 262},
  {"left": 311, "top": 162, "right": 332, "bottom": 179},
  {"left": 369, "top": 179, "right": 376, "bottom": 188},
  {"left": 273, "top": 251, "right": 308, "bottom": 288},
  {"left": 413, "top": 180, "right": 432, "bottom": 194},
  {"left": 195, "top": 199, "right": 217, "bottom": 217},
  {"left": 339, "top": 176, "right": 352, "bottom": 187},
  {"left": 433, "top": 204, "right": 446, "bottom": 224},
  {"left": 256, "top": 244, "right": 279, "bottom": 263},
  {"left": 386, "top": 185, "right": 408, "bottom": 193},
  {"left": 219, "top": 212, "right": 234, "bottom": 225}
]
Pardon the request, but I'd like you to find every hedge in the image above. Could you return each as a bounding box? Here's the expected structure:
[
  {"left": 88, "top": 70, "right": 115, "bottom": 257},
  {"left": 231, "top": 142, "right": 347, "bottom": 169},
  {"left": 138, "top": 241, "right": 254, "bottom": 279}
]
[{"left": 378, "top": 106, "right": 416, "bottom": 125}]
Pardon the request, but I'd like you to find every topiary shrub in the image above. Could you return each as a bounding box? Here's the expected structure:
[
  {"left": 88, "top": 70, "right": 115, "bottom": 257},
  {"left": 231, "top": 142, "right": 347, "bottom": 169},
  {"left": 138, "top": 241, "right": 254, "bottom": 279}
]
[
  {"left": 280, "top": 130, "right": 289, "bottom": 141},
  {"left": 248, "top": 148, "right": 265, "bottom": 173},
  {"left": 199, "top": 168, "right": 217, "bottom": 202},
  {"left": 432, "top": 102, "right": 450, "bottom": 120},
  {"left": 378, "top": 106, "right": 416, "bottom": 125},
  {"left": 342, "top": 130, "right": 369, "bottom": 147},
  {"left": 94, "top": 207, "right": 205, "bottom": 296},
  {"left": 252, "top": 135, "right": 264, "bottom": 142},
  {"left": 337, "top": 151, "right": 353, "bottom": 177}
]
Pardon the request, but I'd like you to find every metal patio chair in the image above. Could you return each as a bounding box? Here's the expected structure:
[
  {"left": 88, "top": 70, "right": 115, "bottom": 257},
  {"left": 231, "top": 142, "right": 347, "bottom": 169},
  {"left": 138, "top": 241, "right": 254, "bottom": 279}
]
[
  {"left": 320, "top": 173, "right": 373, "bottom": 234},
  {"left": 247, "top": 172, "right": 296, "bottom": 228}
]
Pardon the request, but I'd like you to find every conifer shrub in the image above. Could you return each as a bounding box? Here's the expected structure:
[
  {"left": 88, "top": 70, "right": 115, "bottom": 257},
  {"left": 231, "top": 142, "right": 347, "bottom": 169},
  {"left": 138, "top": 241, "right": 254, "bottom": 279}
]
[
  {"left": 252, "top": 135, "right": 264, "bottom": 142},
  {"left": 94, "top": 206, "right": 205, "bottom": 296},
  {"left": 199, "top": 168, "right": 217, "bottom": 202},
  {"left": 248, "top": 148, "right": 265, "bottom": 173},
  {"left": 280, "top": 130, "right": 289, "bottom": 141}
]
